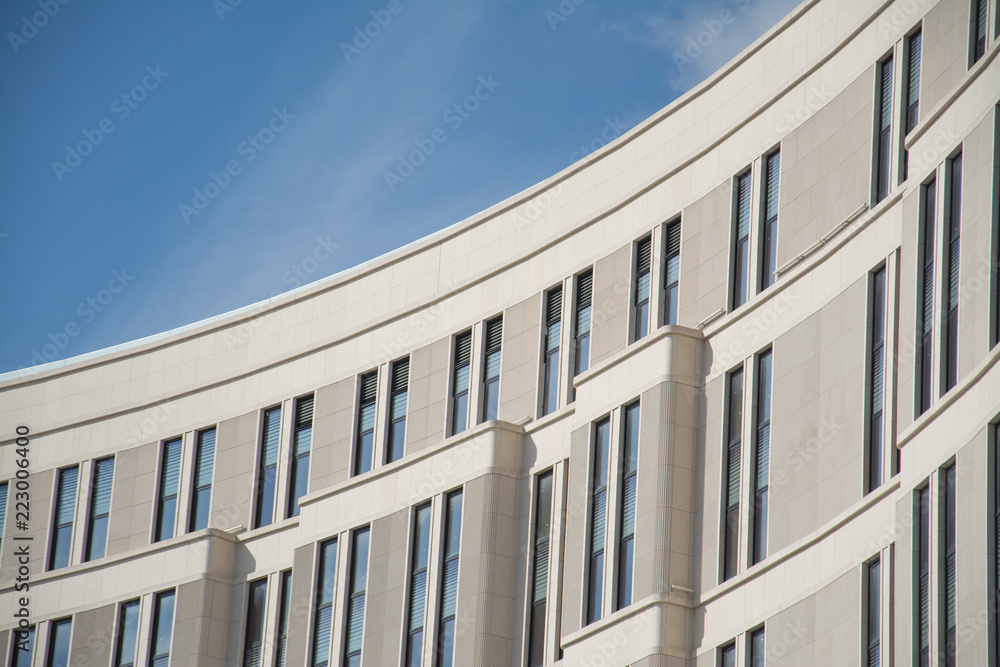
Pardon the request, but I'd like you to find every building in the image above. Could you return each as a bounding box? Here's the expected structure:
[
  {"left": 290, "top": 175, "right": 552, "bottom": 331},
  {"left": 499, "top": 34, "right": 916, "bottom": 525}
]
[{"left": 2, "top": 0, "right": 1000, "bottom": 664}]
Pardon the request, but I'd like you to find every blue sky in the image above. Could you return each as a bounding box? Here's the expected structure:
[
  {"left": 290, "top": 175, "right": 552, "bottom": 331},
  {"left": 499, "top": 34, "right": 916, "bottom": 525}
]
[{"left": 0, "top": 0, "right": 799, "bottom": 373}]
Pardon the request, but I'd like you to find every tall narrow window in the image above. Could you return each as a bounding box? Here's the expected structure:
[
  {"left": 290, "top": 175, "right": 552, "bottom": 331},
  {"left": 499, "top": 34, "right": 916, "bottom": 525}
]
[
  {"left": 49, "top": 466, "right": 78, "bottom": 570},
  {"left": 869, "top": 268, "right": 887, "bottom": 493},
  {"left": 918, "top": 179, "right": 936, "bottom": 416},
  {"left": 45, "top": 618, "right": 71, "bottom": 667},
  {"left": 942, "top": 154, "right": 962, "bottom": 394},
  {"left": 903, "top": 30, "right": 922, "bottom": 179},
  {"left": 387, "top": 358, "right": 409, "bottom": 463},
  {"left": 189, "top": 428, "right": 216, "bottom": 532},
  {"left": 254, "top": 406, "right": 281, "bottom": 528},
  {"left": 406, "top": 504, "right": 432, "bottom": 667},
  {"left": 941, "top": 465, "right": 957, "bottom": 666},
  {"left": 0, "top": 481, "right": 7, "bottom": 556},
  {"left": 528, "top": 471, "right": 554, "bottom": 667},
  {"left": 723, "top": 369, "right": 744, "bottom": 581},
  {"left": 85, "top": 457, "right": 114, "bottom": 561},
  {"left": 617, "top": 403, "right": 640, "bottom": 610},
  {"left": 732, "top": 172, "right": 752, "bottom": 309},
  {"left": 482, "top": 317, "right": 503, "bottom": 422},
  {"left": 633, "top": 236, "right": 652, "bottom": 340},
  {"left": 588, "top": 418, "right": 611, "bottom": 623},
  {"left": 751, "top": 351, "right": 772, "bottom": 565},
  {"left": 663, "top": 220, "right": 681, "bottom": 324},
  {"left": 114, "top": 600, "right": 140, "bottom": 667},
  {"left": 313, "top": 538, "right": 338, "bottom": 667},
  {"left": 437, "top": 490, "right": 463, "bottom": 667},
  {"left": 155, "top": 439, "right": 181, "bottom": 542},
  {"left": 916, "top": 486, "right": 930, "bottom": 667},
  {"left": 573, "top": 271, "right": 593, "bottom": 393},
  {"left": 973, "top": 0, "right": 988, "bottom": 64},
  {"left": 749, "top": 627, "right": 765, "bottom": 667},
  {"left": 866, "top": 558, "right": 881, "bottom": 667},
  {"left": 243, "top": 579, "right": 267, "bottom": 667},
  {"left": 355, "top": 373, "right": 378, "bottom": 475},
  {"left": 275, "top": 571, "right": 291, "bottom": 667},
  {"left": 344, "top": 528, "right": 370, "bottom": 667},
  {"left": 875, "top": 57, "right": 894, "bottom": 204},
  {"left": 720, "top": 642, "right": 736, "bottom": 667},
  {"left": 542, "top": 289, "right": 562, "bottom": 416},
  {"left": 288, "top": 395, "right": 313, "bottom": 516},
  {"left": 11, "top": 627, "right": 35, "bottom": 667},
  {"left": 149, "top": 590, "right": 176, "bottom": 667},
  {"left": 760, "top": 151, "right": 780, "bottom": 290},
  {"left": 451, "top": 332, "right": 472, "bottom": 435},
  {"left": 995, "top": 426, "right": 1000, "bottom": 662}
]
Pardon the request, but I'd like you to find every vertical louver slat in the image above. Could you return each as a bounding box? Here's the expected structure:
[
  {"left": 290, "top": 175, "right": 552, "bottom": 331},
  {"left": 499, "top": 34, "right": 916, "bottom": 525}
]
[
  {"left": 665, "top": 221, "right": 681, "bottom": 257},
  {"left": 455, "top": 331, "right": 472, "bottom": 366},
  {"left": 907, "top": 32, "right": 921, "bottom": 125},
  {"left": 636, "top": 237, "right": 651, "bottom": 274},
  {"left": 727, "top": 444, "right": 741, "bottom": 509},
  {"left": 295, "top": 396, "right": 314, "bottom": 429},
  {"left": 360, "top": 373, "right": 378, "bottom": 403},
  {"left": 56, "top": 467, "right": 79, "bottom": 523},
  {"left": 409, "top": 570, "right": 427, "bottom": 629},
  {"left": 621, "top": 476, "right": 636, "bottom": 537},
  {"left": 261, "top": 409, "right": 281, "bottom": 468},
  {"left": 880, "top": 60, "right": 893, "bottom": 132},
  {"left": 765, "top": 152, "right": 780, "bottom": 220},
  {"left": 546, "top": 288, "right": 562, "bottom": 325},
  {"left": 485, "top": 317, "right": 503, "bottom": 353},
  {"left": 577, "top": 272, "right": 592, "bottom": 307},
  {"left": 313, "top": 607, "right": 332, "bottom": 665},
  {"left": 161, "top": 441, "right": 182, "bottom": 498},
  {"left": 756, "top": 425, "right": 770, "bottom": 490},
  {"left": 532, "top": 539, "right": 549, "bottom": 603},
  {"left": 0, "top": 483, "right": 7, "bottom": 539},
  {"left": 591, "top": 490, "right": 607, "bottom": 552},
  {"left": 345, "top": 596, "right": 365, "bottom": 654},
  {"left": 392, "top": 358, "right": 409, "bottom": 390},
  {"left": 868, "top": 644, "right": 879, "bottom": 667},
  {"left": 93, "top": 459, "right": 115, "bottom": 516},
  {"left": 196, "top": 429, "right": 216, "bottom": 487},
  {"left": 737, "top": 173, "right": 752, "bottom": 239},
  {"left": 441, "top": 558, "right": 459, "bottom": 617}
]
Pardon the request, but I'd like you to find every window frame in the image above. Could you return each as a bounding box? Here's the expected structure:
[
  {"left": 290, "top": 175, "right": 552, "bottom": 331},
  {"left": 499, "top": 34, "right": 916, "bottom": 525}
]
[
  {"left": 48, "top": 465, "right": 79, "bottom": 570},
  {"left": 450, "top": 331, "right": 473, "bottom": 436},
  {"left": 85, "top": 456, "right": 115, "bottom": 562},
  {"left": 354, "top": 372, "right": 378, "bottom": 476},
  {"left": 731, "top": 170, "right": 753, "bottom": 311},
  {"left": 541, "top": 288, "right": 562, "bottom": 417},
  {"left": 386, "top": 357, "right": 410, "bottom": 464},
  {"left": 253, "top": 406, "right": 282, "bottom": 529},
  {"left": 189, "top": 427, "right": 216, "bottom": 532}
]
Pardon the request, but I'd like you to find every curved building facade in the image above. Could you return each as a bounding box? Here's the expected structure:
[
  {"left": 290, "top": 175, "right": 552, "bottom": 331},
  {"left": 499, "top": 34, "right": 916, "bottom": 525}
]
[{"left": 3, "top": 0, "right": 1000, "bottom": 665}]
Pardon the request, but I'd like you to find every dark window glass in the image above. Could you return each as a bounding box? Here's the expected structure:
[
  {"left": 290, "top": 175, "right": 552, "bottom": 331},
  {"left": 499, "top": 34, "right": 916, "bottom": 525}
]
[
  {"left": 189, "top": 428, "right": 216, "bottom": 532},
  {"left": 573, "top": 271, "right": 593, "bottom": 401},
  {"left": 275, "top": 571, "right": 292, "bottom": 667},
  {"left": 720, "top": 642, "right": 736, "bottom": 667},
  {"left": 869, "top": 268, "right": 887, "bottom": 493},
  {"left": 155, "top": 439, "right": 182, "bottom": 542},
  {"left": 452, "top": 332, "right": 472, "bottom": 435},
  {"left": 406, "top": 504, "right": 432, "bottom": 667},
  {"left": 482, "top": 317, "right": 503, "bottom": 422},
  {"left": 875, "top": 57, "right": 893, "bottom": 203},
  {"left": 86, "top": 457, "right": 114, "bottom": 561},
  {"left": 917, "top": 486, "right": 930, "bottom": 667},
  {"left": 49, "top": 466, "right": 78, "bottom": 570},
  {"left": 150, "top": 590, "right": 175, "bottom": 667},
  {"left": 942, "top": 154, "right": 962, "bottom": 394},
  {"left": 663, "top": 221, "right": 681, "bottom": 324},
  {"left": 387, "top": 358, "right": 409, "bottom": 463},
  {"left": 114, "top": 600, "right": 140, "bottom": 667},
  {"left": 751, "top": 352, "right": 772, "bottom": 565},
  {"left": 243, "top": 579, "right": 267, "bottom": 667},
  {"left": 749, "top": 628, "right": 765, "bottom": 667},
  {"left": 995, "top": 426, "right": 1000, "bottom": 663},
  {"left": 0, "top": 481, "right": 7, "bottom": 555},
  {"left": 903, "top": 30, "right": 922, "bottom": 178},
  {"left": 542, "top": 289, "right": 562, "bottom": 416},
  {"left": 723, "top": 369, "right": 744, "bottom": 581},
  {"left": 355, "top": 373, "right": 377, "bottom": 475},
  {"left": 732, "top": 172, "right": 752, "bottom": 309},
  {"left": 528, "top": 472, "right": 554, "bottom": 667},
  {"left": 588, "top": 419, "right": 611, "bottom": 623},
  {"left": 942, "top": 465, "right": 957, "bottom": 666},
  {"left": 633, "top": 237, "right": 651, "bottom": 340},
  {"left": 313, "top": 539, "right": 338, "bottom": 667},
  {"left": 11, "top": 627, "right": 35, "bottom": 667},
  {"left": 254, "top": 407, "right": 281, "bottom": 528},
  {"left": 344, "top": 528, "right": 370, "bottom": 666},
  {"left": 437, "top": 490, "right": 463, "bottom": 667},
  {"left": 617, "top": 403, "right": 640, "bottom": 610},
  {"left": 973, "top": 0, "right": 988, "bottom": 63},
  {"left": 45, "top": 618, "right": 71, "bottom": 667},
  {"left": 918, "top": 180, "right": 936, "bottom": 415},
  {"left": 288, "top": 396, "right": 313, "bottom": 516},
  {"left": 760, "top": 151, "right": 780, "bottom": 290},
  {"left": 867, "top": 559, "right": 881, "bottom": 667}
]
